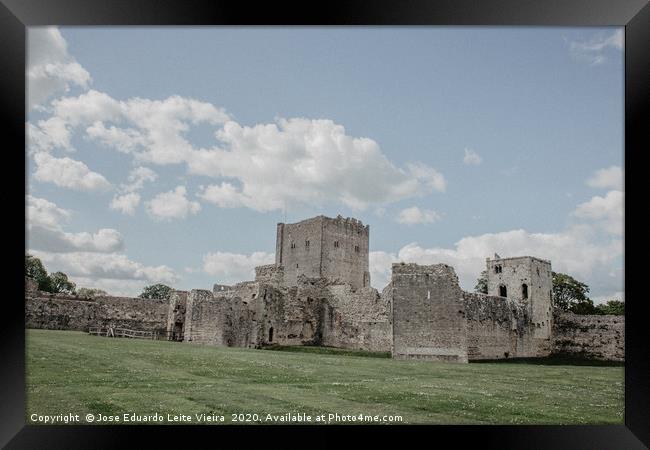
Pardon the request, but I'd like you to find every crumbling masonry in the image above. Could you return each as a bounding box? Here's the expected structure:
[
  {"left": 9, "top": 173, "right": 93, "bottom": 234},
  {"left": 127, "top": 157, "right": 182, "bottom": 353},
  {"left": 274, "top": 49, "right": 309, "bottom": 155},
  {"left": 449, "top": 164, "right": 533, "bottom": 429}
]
[{"left": 25, "top": 215, "right": 624, "bottom": 362}]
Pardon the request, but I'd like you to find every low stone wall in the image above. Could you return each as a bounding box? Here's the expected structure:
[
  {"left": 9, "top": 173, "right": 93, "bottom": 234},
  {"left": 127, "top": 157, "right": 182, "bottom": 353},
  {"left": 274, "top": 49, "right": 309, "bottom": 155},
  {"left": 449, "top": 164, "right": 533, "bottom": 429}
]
[
  {"left": 25, "top": 291, "right": 169, "bottom": 334},
  {"left": 26, "top": 294, "right": 96, "bottom": 331},
  {"left": 552, "top": 311, "right": 624, "bottom": 361}
]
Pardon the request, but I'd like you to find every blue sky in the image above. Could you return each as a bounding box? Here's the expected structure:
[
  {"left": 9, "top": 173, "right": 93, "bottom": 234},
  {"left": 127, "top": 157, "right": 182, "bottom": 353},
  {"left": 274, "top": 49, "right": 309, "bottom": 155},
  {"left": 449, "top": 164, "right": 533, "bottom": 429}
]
[{"left": 26, "top": 27, "right": 624, "bottom": 301}]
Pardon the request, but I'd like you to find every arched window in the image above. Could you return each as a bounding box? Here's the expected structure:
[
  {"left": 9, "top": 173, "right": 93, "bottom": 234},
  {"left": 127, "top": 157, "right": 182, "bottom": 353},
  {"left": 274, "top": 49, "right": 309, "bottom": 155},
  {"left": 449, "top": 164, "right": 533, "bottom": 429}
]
[
  {"left": 499, "top": 285, "right": 507, "bottom": 297},
  {"left": 268, "top": 327, "right": 274, "bottom": 342},
  {"left": 522, "top": 284, "right": 528, "bottom": 299}
]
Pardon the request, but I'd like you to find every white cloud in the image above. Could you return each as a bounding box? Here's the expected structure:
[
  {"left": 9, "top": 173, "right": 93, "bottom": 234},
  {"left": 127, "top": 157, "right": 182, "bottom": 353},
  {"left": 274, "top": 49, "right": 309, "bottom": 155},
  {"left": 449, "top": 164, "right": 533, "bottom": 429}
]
[
  {"left": 108, "top": 167, "right": 157, "bottom": 215},
  {"left": 574, "top": 190, "right": 623, "bottom": 235},
  {"left": 370, "top": 226, "right": 622, "bottom": 296},
  {"left": 26, "top": 194, "right": 71, "bottom": 229},
  {"left": 27, "top": 195, "right": 124, "bottom": 253},
  {"left": 110, "top": 193, "right": 141, "bottom": 215},
  {"left": 202, "top": 251, "right": 275, "bottom": 285},
  {"left": 27, "top": 27, "right": 92, "bottom": 110},
  {"left": 32, "top": 250, "right": 177, "bottom": 285},
  {"left": 123, "top": 167, "right": 157, "bottom": 191},
  {"left": 591, "top": 291, "right": 624, "bottom": 305},
  {"left": 192, "top": 118, "right": 446, "bottom": 211},
  {"left": 33, "top": 152, "right": 111, "bottom": 191},
  {"left": 52, "top": 89, "right": 230, "bottom": 164},
  {"left": 396, "top": 206, "right": 441, "bottom": 225},
  {"left": 27, "top": 118, "right": 72, "bottom": 153},
  {"left": 146, "top": 186, "right": 201, "bottom": 220},
  {"left": 569, "top": 29, "right": 623, "bottom": 65},
  {"left": 463, "top": 148, "right": 482, "bottom": 165},
  {"left": 586, "top": 165, "right": 623, "bottom": 190},
  {"left": 30, "top": 89, "right": 447, "bottom": 212}
]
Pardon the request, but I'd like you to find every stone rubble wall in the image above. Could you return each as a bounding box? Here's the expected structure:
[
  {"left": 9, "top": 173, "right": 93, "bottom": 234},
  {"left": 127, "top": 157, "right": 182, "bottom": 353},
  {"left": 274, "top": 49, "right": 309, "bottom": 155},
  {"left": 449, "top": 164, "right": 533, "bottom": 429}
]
[
  {"left": 26, "top": 293, "right": 97, "bottom": 331},
  {"left": 551, "top": 311, "right": 624, "bottom": 361},
  {"left": 25, "top": 291, "right": 169, "bottom": 334},
  {"left": 391, "top": 263, "right": 468, "bottom": 362},
  {"left": 463, "top": 292, "right": 535, "bottom": 360}
]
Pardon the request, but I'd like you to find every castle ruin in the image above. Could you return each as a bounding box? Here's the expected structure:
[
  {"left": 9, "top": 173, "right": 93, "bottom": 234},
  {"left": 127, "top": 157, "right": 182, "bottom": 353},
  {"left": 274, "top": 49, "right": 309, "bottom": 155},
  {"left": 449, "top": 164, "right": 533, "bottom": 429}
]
[{"left": 25, "top": 215, "right": 624, "bottom": 362}]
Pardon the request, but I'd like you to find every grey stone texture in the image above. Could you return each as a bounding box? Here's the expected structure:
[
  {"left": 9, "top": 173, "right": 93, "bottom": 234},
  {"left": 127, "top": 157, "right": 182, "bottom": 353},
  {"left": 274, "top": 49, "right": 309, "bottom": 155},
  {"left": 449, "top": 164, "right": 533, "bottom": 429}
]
[
  {"left": 486, "top": 256, "right": 553, "bottom": 356},
  {"left": 276, "top": 215, "right": 370, "bottom": 289},
  {"left": 390, "top": 263, "right": 468, "bottom": 362},
  {"left": 25, "top": 291, "right": 169, "bottom": 334},
  {"left": 24, "top": 215, "right": 623, "bottom": 362},
  {"left": 552, "top": 311, "right": 624, "bottom": 361}
]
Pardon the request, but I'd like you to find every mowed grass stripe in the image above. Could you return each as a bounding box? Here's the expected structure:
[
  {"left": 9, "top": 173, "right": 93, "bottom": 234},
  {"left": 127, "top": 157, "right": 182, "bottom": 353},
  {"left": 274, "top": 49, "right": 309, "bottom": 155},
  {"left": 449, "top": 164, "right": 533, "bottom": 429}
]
[{"left": 26, "top": 330, "right": 623, "bottom": 424}]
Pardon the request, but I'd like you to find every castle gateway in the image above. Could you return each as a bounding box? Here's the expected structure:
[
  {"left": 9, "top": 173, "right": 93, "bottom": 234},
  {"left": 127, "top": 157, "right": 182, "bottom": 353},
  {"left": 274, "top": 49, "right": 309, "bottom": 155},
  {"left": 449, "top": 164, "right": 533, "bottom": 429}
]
[{"left": 25, "top": 215, "right": 624, "bottom": 362}]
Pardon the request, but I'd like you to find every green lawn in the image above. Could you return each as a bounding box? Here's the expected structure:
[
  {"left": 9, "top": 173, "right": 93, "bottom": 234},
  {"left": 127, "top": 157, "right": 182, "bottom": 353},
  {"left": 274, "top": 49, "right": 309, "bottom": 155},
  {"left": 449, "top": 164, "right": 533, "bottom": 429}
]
[{"left": 26, "top": 329, "right": 624, "bottom": 425}]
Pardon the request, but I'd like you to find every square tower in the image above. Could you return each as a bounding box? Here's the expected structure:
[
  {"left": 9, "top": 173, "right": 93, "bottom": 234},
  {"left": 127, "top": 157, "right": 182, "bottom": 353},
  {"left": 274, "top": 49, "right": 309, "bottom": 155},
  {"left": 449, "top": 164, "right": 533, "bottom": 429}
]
[
  {"left": 486, "top": 255, "right": 553, "bottom": 356},
  {"left": 275, "top": 215, "right": 370, "bottom": 289}
]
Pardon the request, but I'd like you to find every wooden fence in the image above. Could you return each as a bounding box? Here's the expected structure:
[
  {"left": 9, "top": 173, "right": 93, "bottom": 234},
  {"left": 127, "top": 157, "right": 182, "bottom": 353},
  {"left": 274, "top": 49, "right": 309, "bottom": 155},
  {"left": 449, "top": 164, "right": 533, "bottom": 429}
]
[
  {"left": 88, "top": 326, "right": 158, "bottom": 340},
  {"left": 88, "top": 327, "right": 182, "bottom": 341}
]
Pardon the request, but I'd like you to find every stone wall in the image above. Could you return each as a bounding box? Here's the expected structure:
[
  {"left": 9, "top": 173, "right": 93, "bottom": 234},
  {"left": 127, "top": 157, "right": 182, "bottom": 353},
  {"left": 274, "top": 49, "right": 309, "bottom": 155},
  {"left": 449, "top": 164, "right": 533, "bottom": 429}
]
[
  {"left": 391, "top": 263, "right": 468, "bottom": 362},
  {"left": 254, "top": 264, "right": 284, "bottom": 285},
  {"left": 26, "top": 293, "right": 96, "bottom": 331},
  {"left": 25, "top": 291, "right": 169, "bottom": 334},
  {"left": 324, "top": 284, "right": 391, "bottom": 352},
  {"left": 275, "top": 217, "right": 325, "bottom": 286},
  {"left": 552, "top": 311, "right": 624, "bottom": 361},
  {"left": 319, "top": 216, "right": 370, "bottom": 289},
  {"left": 463, "top": 292, "right": 534, "bottom": 360}
]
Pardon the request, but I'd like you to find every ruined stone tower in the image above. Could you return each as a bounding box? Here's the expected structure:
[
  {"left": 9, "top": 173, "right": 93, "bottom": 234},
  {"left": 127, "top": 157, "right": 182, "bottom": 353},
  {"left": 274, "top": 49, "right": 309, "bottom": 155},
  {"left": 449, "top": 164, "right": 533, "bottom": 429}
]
[
  {"left": 486, "top": 255, "right": 553, "bottom": 356},
  {"left": 275, "top": 215, "right": 370, "bottom": 289}
]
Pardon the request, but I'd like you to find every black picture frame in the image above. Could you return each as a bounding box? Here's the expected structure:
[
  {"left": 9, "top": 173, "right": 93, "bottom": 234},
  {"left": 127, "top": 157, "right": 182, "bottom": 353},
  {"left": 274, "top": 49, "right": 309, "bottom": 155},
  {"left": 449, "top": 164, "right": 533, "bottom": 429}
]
[{"left": 2, "top": 0, "right": 648, "bottom": 448}]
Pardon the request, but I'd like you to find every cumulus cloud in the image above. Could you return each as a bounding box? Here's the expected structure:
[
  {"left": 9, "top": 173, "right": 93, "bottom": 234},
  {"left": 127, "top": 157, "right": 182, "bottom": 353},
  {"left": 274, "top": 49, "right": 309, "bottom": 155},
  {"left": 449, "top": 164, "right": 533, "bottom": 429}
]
[
  {"left": 462, "top": 148, "right": 482, "bottom": 165},
  {"left": 26, "top": 195, "right": 123, "bottom": 253},
  {"left": 569, "top": 29, "right": 623, "bottom": 65},
  {"left": 396, "top": 206, "right": 441, "bottom": 225},
  {"left": 27, "top": 27, "right": 92, "bottom": 110},
  {"left": 31, "top": 250, "right": 177, "bottom": 285},
  {"left": 146, "top": 186, "right": 201, "bottom": 220},
  {"left": 574, "top": 190, "right": 623, "bottom": 235},
  {"left": 586, "top": 165, "right": 623, "bottom": 190},
  {"left": 108, "top": 167, "right": 157, "bottom": 215},
  {"left": 121, "top": 166, "right": 158, "bottom": 192},
  {"left": 192, "top": 118, "right": 446, "bottom": 211},
  {"left": 203, "top": 251, "right": 275, "bottom": 285},
  {"left": 31, "top": 89, "right": 447, "bottom": 212},
  {"left": 370, "top": 226, "right": 622, "bottom": 295},
  {"left": 110, "top": 192, "right": 141, "bottom": 215},
  {"left": 32, "top": 152, "right": 111, "bottom": 191}
]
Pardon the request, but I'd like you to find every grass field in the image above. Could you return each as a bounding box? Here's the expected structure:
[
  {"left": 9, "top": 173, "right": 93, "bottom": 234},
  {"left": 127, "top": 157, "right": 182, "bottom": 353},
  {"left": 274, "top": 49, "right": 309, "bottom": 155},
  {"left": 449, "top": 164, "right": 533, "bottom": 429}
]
[{"left": 26, "top": 329, "right": 624, "bottom": 425}]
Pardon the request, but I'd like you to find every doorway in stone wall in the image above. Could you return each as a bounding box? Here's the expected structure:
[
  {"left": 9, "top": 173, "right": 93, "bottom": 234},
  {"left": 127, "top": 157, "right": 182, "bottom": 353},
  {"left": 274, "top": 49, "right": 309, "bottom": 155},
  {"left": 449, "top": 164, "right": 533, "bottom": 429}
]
[
  {"left": 269, "top": 327, "right": 274, "bottom": 342},
  {"left": 499, "top": 285, "right": 507, "bottom": 297}
]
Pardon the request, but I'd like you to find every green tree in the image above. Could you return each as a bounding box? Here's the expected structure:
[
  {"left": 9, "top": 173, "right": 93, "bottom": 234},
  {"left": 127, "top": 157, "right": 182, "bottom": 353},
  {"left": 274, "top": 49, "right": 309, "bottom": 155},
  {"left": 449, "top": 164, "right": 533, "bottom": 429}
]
[
  {"left": 596, "top": 299, "right": 625, "bottom": 315},
  {"left": 49, "top": 272, "right": 76, "bottom": 294},
  {"left": 139, "top": 284, "right": 173, "bottom": 300},
  {"left": 474, "top": 270, "right": 488, "bottom": 294},
  {"left": 25, "top": 254, "right": 52, "bottom": 292},
  {"left": 77, "top": 287, "right": 108, "bottom": 298},
  {"left": 552, "top": 271, "right": 598, "bottom": 314}
]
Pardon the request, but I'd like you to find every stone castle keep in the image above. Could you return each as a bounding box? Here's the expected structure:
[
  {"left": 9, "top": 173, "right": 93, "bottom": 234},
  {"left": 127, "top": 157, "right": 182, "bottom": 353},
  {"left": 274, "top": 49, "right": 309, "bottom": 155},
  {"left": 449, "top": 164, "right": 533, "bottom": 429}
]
[{"left": 25, "top": 215, "right": 624, "bottom": 362}]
